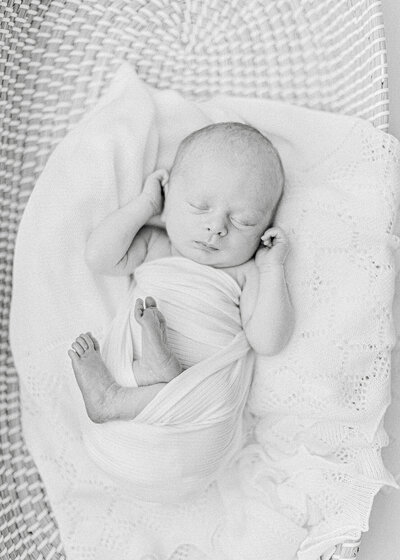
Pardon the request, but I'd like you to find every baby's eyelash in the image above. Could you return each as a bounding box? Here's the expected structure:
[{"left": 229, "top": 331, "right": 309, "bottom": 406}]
[
  {"left": 188, "top": 203, "right": 208, "bottom": 211},
  {"left": 231, "top": 217, "right": 254, "bottom": 227}
]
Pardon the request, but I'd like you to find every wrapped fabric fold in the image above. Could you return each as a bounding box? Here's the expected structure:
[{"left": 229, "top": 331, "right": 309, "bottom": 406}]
[{"left": 83, "top": 257, "right": 254, "bottom": 502}]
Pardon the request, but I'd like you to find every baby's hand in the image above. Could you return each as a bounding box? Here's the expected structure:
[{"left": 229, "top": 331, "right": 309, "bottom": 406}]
[
  {"left": 142, "top": 169, "right": 169, "bottom": 216},
  {"left": 255, "top": 226, "right": 290, "bottom": 268}
]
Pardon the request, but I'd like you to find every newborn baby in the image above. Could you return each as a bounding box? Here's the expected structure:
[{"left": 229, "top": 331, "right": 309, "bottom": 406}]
[{"left": 68, "top": 122, "right": 293, "bottom": 425}]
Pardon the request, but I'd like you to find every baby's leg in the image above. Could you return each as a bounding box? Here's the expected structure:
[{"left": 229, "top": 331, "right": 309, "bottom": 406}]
[
  {"left": 133, "top": 296, "right": 183, "bottom": 386},
  {"left": 68, "top": 333, "right": 165, "bottom": 423}
]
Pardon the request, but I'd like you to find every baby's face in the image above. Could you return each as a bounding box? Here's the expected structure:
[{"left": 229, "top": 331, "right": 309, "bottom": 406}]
[{"left": 163, "top": 156, "right": 273, "bottom": 268}]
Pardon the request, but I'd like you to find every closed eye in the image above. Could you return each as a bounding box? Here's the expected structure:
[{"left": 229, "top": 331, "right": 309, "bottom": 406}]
[
  {"left": 231, "top": 217, "right": 255, "bottom": 228},
  {"left": 188, "top": 202, "right": 209, "bottom": 211}
]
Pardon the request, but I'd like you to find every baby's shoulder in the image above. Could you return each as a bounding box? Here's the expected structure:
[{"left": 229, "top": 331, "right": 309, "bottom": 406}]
[
  {"left": 143, "top": 226, "right": 171, "bottom": 262},
  {"left": 224, "top": 259, "right": 257, "bottom": 289}
]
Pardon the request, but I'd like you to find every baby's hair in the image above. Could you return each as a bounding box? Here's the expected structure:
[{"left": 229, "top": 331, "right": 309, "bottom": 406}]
[{"left": 171, "top": 122, "right": 285, "bottom": 223}]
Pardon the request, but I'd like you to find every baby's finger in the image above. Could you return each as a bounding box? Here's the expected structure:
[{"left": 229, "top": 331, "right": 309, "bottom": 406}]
[
  {"left": 261, "top": 236, "right": 272, "bottom": 245},
  {"left": 274, "top": 226, "right": 288, "bottom": 240},
  {"left": 160, "top": 170, "right": 169, "bottom": 186},
  {"left": 152, "top": 169, "right": 168, "bottom": 185},
  {"left": 261, "top": 232, "right": 273, "bottom": 242},
  {"left": 264, "top": 228, "right": 288, "bottom": 244},
  {"left": 261, "top": 231, "right": 275, "bottom": 240},
  {"left": 263, "top": 227, "right": 280, "bottom": 238}
]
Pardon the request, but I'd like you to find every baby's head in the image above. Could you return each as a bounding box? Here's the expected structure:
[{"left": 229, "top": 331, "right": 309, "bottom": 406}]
[{"left": 163, "top": 122, "right": 284, "bottom": 268}]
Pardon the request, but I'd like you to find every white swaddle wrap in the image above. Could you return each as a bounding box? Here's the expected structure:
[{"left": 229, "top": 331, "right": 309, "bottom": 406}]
[{"left": 84, "top": 256, "right": 254, "bottom": 502}]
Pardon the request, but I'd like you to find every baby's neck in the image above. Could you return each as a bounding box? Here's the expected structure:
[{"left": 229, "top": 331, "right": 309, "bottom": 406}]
[{"left": 170, "top": 244, "right": 184, "bottom": 258}]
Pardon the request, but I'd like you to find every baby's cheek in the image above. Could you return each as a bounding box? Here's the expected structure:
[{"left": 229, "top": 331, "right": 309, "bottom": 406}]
[
  {"left": 245, "top": 229, "right": 262, "bottom": 246},
  {"left": 234, "top": 231, "right": 260, "bottom": 254}
]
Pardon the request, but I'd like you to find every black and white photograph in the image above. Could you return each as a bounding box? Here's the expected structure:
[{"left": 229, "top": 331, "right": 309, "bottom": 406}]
[{"left": 1, "top": 1, "right": 399, "bottom": 559}]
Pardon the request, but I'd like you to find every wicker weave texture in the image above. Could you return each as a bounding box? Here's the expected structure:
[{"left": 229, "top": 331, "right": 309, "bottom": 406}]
[{"left": 0, "top": 1, "right": 388, "bottom": 559}]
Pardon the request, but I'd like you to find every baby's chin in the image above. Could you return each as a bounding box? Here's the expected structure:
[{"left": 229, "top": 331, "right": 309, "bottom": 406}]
[{"left": 171, "top": 244, "right": 253, "bottom": 268}]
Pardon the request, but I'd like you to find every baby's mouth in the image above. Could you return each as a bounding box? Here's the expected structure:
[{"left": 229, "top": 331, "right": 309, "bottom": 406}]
[{"left": 194, "top": 241, "right": 219, "bottom": 251}]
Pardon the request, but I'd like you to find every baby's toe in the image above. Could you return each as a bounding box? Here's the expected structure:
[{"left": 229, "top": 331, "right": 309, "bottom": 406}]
[
  {"left": 154, "top": 308, "right": 166, "bottom": 325},
  {"left": 85, "top": 332, "right": 100, "bottom": 351},
  {"left": 134, "top": 298, "right": 145, "bottom": 323},
  {"left": 145, "top": 296, "right": 157, "bottom": 309},
  {"left": 81, "top": 332, "right": 94, "bottom": 350},
  {"left": 68, "top": 349, "right": 79, "bottom": 362},
  {"left": 77, "top": 335, "right": 89, "bottom": 350},
  {"left": 72, "top": 341, "right": 85, "bottom": 357}
]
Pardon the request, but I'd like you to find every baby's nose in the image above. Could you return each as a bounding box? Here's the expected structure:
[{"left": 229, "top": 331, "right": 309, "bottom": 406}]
[{"left": 207, "top": 222, "right": 227, "bottom": 236}]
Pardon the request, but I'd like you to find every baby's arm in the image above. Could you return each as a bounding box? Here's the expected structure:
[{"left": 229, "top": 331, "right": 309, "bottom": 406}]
[
  {"left": 242, "top": 227, "right": 294, "bottom": 355},
  {"left": 85, "top": 169, "right": 168, "bottom": 275}
]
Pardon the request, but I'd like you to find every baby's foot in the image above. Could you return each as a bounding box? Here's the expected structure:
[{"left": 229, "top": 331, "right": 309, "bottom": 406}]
[
  {"left": 68, "top": 333, "right": 117, "bottom": 423},
  {"left": 134, "top": 297, "right": 183, "bottom": 384}
]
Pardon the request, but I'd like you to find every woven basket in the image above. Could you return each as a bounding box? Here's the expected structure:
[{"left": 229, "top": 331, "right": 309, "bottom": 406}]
[{"left": 0, "top": 1, "right": 389, "bottom": 558}]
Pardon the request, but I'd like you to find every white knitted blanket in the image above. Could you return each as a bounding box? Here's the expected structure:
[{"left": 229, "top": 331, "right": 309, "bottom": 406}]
[{"left": 10, "top": 64, "right": 400, "bottom": 560}]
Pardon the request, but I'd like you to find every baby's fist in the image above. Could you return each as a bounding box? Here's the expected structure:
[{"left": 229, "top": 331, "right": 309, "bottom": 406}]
[
  {"left": 256, "top": 226, "right": 290, "bottom": 268},
  {"left": 142, "top": 169, "right": 169, "bottom": 216}
]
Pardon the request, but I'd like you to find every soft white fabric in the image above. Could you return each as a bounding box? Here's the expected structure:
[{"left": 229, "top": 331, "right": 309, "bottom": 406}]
[
  {"left": 356, "top": 212, "right": 400, "bottom": 560},
  {"left": 10, "top": 64, "right": 400, "bottom": 560},
  {"left": 85, "top": 256, "right": 254, "bottom": 503}
]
